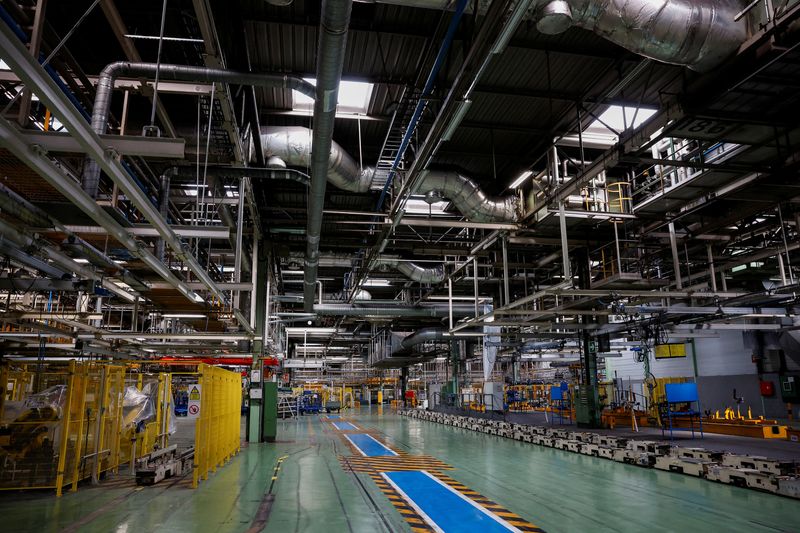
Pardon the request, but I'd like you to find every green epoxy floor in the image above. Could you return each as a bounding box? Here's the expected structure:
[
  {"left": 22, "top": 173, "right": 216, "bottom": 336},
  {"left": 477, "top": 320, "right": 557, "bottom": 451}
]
[{"left": 1, "top": 408, "right": 799, "bottom": 532}]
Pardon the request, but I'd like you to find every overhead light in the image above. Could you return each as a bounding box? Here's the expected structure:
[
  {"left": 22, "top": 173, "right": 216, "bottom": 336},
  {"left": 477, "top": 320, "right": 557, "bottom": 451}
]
[
  {"left": 364, "top": 278, "right": 391, "bottom": 287},
  {"left": 491, "top": 0, "right": 534, "bottom": 54},
  {"left": 509, "top": 170, "right": 533, "bottom": 189},
  {"left": 162, "top": 313, "right": 206, "bottom": 319},
  {"left": 190, "top": 292, "right": 205, "bottom": 303},
  {"left": 440, "top": 99, "right": 472, "bottom": 141},
  {"left": 285, "top": 327, "right": 338, "bottom": 336},
  {"left": 73, "top": 258, "right": 90, "bottom": 264}
]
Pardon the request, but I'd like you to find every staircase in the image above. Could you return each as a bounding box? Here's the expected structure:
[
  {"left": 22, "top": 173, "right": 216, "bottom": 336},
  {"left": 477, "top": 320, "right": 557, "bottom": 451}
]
[{"left": 370, "top": 87, "right": 428, "bottom": 193}]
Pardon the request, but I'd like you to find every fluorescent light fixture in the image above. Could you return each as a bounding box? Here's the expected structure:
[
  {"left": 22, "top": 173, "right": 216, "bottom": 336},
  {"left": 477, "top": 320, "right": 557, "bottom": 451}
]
[
  {"left": 363, "top": 278, "right": 392, "bottom": 287},
  {"left": 162, "top": 313, "right": 206, "bottom": 319},
  {"left": 440, "top": 99, "right": 472, "bottom": 141},
  {"left": 293, "top": 78, "right": 374, "bottom": 115},
  {"left": 509, "top": 170, "right": 533, "bottom": 189},
  {"left": 490, "top": 0, "right": 533, "bottom": 54},
  {"left": 285, "top": 327, "right": 338, "bottom": 336},
  {"left": 190, "top": 293, "right": 205, "bottom": 303}
]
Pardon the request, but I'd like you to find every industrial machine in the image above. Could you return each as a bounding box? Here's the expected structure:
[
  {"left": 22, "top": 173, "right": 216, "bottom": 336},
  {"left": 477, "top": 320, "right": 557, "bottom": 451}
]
[
  {"left": 135, "top": 445, "right": 194, "bottom": 486},
  {"left": 299, "top": 391, "right": 322, "bottom": 415}
]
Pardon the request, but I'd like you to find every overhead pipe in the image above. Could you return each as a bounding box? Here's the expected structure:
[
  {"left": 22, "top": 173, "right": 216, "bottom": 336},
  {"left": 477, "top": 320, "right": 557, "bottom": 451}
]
[
  {"left": 0, "top": 26, "right": 243, "bottom": 310},
  {"left": 0, "top": 218, "right": 136, "bottom": 301},
  {"left": 304, "top": 0, "right": 354, "bottom": 312},
  {"left": 261, "top": 126, "right": 519, "bottom": 222},
  {"left": 82, "top": 61, "right": 315, "bottom": 197},
  {"left": 0, "top": 182, "right": 148, "bottom": 291},
  {"left": 0, "top": 114, "right": 204, "bottom": 305},
  {"left": 313, "top": 303, "right": 477, "bottom": 317}
]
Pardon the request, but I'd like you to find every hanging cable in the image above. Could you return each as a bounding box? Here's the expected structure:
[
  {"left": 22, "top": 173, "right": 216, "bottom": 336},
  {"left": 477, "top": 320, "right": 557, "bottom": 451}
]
[{"left": 41, "top": 0, "right": 101, "bottom": 68}]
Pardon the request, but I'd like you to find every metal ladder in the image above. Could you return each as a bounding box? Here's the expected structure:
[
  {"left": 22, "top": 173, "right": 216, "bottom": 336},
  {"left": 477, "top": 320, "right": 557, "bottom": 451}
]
[{"left": 369, "top": 86, "right": 428, "bottom": 192}]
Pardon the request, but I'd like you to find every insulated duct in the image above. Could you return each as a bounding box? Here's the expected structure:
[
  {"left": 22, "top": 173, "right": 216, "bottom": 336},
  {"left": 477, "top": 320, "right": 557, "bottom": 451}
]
[
  {"left": 261, "top": 126, "right": 519, "bottom": 223},
  {"left": 377, "top": 258, "right": 446, "bottom": 283},
  {"left": 394, "top": 327, "right": 474, "bottom": 353},
  {"left": 264, "top": 0, "right": 747, "bottom": 72},
  {"left": 82, "top": 61, "right": 316, "bottom": 197},
  {"left": 304, "top": 0, "right": 353, "bottom": 312},
  {"left": 261, "top": 127, "right": 371, "bottom": 192},
  {"left": 536, "top": 0, "right": 749, "bottom": 72}
]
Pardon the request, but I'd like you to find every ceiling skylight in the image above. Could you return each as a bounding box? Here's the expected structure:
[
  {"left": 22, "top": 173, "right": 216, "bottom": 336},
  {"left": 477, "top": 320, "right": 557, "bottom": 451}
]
[
  {"left": 588, "top": 105, "right": 658, "bottom": 135},
  {"left": 292, "top": 78, "right": 374, "bottom": 115}
]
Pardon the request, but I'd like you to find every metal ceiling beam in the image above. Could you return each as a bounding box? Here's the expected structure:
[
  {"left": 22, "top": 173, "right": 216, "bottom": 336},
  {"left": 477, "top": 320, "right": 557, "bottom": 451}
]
[
  {"left": 15, "top": 130, "right": 185, "bottom": 158},
  {"left": 0, "top": 23, "right": 238, "bottom": 314},
  {"left": 53, "top": 224, "right": 231, "bottom": 239}
]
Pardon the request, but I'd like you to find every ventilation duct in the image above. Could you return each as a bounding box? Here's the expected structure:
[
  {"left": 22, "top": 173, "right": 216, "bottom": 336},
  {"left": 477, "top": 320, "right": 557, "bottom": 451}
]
[
  {"left": 261, "top": 127, "right": 372, "bottom": 192},
  {"left": 377, "top": 258, "right": 446, "bottom": 284},
  {"left": 535, "top": 0, "right": 748, "bottom": 72},
  {"left": 394, "top": 327, "right": 474, "bottom": 354},
  {"left": 263, "top": 0, "right": 747, "bottom": 72},
  {"left": 261, "top": 126, "right": 519, "bottom": 223}
]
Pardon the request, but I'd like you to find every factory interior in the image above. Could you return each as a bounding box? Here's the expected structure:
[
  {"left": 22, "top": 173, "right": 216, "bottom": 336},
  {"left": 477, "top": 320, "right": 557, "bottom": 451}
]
[{"left": 1, "top": 0, "right": 800, "bottom": 531}]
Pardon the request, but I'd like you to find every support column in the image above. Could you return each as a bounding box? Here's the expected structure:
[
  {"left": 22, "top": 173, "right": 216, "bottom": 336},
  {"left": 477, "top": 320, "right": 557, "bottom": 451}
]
[
  {"left": 669, "top": 222, "right": 683, "bottom": 289},
  {"left": 502, "top": 235, "right": 510, "bottom": 306},
  {"left": 400, "top": 367, "right": 409, "bottom": 407},
  {"left": 575, "top": 248, "right": 602, "bottom": 428},
  {"left": 559, "top": 201, "right": 571, "bottom": 283},
  {"left": 707, "top": 244, "right": 717, "bottom": 292},
  {"left": 248, "top": 241, "right": 268, "bottom": 443}
]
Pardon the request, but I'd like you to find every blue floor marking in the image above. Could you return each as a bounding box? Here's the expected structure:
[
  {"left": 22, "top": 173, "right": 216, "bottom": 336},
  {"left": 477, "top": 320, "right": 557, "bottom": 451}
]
[
  {"left": 345, "top": 433, "right": 398, "bottom": 457},
  {"left": 333, "top": 421, "right": 358, "bottom": 431},
  {"left": 325, "top": 415, "right": 341, "bottom": 419},
  {"left": 382, "top": 471, "right": 520, "bottom": 533}
]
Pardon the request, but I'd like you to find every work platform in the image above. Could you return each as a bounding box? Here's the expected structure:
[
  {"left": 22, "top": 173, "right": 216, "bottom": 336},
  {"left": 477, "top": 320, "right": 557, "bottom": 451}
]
[{"left": 1, "top": 408, "right": 798, "bottom": 532}]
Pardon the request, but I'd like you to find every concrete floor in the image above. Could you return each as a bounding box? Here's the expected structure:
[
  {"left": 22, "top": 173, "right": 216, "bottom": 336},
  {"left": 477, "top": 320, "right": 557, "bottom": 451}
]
[{"left": 1, "top": 407, "right": 799, "bottom": 532}]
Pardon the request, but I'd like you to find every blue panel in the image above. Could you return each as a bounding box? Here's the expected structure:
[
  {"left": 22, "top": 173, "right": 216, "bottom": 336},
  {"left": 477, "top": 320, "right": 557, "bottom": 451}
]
[
  {"left": 665, "top": 382, "right": 699, "bottom": 403},
  {"left": 346, "top": 433, "right": 397, "bottom": 457},
  {"left": 384, "top": 471, "right": 515, "bottom": 533},
  {"left": 550, "top": 386, "right": 563, "bottom": 400},
  {"left": 325, "top": 415, "right": 341, "bottom": 419},
  {"left": 333, "top": 422, "right": 358, "bottom": 431}
]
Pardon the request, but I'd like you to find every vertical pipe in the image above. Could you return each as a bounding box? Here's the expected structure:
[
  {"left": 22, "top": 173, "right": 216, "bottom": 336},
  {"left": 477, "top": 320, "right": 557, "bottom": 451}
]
[
  {"left": 778, "top": 252, "right": 787, "bottom": 286},
  {"left": 473, "top": 256, "right": 479, "bottom": 318},
  {"left": 707, "top": 244, "right": 717, "bottom": 292},
  {"left": 613, "top": 221, "right": 623, "bottom": 274},
  {"left": 720, "top": 269, "right": 728, "bottom": 292},
  {"left": 502, "top": 235, "right": 510, "bottom": 306},
  {"left": 448, "top": 277, "right": 453, "bottom": 330},
  {"left": 668, "top": 222, "right": 683, "bottom": 289},
  {"left": 250, "top": 236, "right": 259, "bottom": 328},
  {"left": 233, "top": 178, "right": 245, "bottom": 310},
  {"left": 559, "top": 201, "right": 571, "bottom": 283}
]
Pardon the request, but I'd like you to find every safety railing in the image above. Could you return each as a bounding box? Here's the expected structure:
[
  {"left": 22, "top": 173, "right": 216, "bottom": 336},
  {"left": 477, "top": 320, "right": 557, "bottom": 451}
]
[{"left": 192, "top": 364, "right": 241, "bottom": 488}]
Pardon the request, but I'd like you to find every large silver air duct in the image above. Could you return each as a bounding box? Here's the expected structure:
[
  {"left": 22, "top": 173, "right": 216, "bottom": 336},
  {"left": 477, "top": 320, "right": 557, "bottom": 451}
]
[
  {"left": 536, "top": 0, "right": 748, "bottom": 72},
  {"left": 412, "top": 170, "right": 518, "bottom": 223},
  {"left": 261, "top": 126, "right": 519, "bottom": 223},
  {"left": 313, "top": 304, "right": 477, "bottom": 317},
  {"left": 264, "top": 0, "right": 748, "bottom": 72},
  {"left": 261, "top": 127, "right": 372, "bottom": 192},
  {"left": 377, "top": 258, "right": 446, "bottom": 283},
  {"left": 304, "top": 0, "right": 353, "bottom": 312}
]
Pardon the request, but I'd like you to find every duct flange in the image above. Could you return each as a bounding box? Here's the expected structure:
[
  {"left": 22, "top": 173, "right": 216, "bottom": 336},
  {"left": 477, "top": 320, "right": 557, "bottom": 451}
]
[{"left": 536, "top": 0, "right": 573, "bottom": 35}]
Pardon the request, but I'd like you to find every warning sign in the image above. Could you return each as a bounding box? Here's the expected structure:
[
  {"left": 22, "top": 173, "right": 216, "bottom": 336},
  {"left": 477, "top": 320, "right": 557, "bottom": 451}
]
[{"left": 188, "top": 384, "right": 201, "bottom": 418}]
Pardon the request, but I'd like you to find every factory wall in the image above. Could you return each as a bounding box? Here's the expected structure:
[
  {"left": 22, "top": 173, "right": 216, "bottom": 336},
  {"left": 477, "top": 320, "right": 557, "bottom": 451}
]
[{"left": 606, "top": 331, "right": 795, "bottom": 419}]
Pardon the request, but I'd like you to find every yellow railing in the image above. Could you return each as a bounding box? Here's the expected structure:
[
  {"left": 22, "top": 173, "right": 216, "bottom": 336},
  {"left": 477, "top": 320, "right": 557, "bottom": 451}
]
[{"left": 192, "top": 365, "right": 241, "bottom": 488}]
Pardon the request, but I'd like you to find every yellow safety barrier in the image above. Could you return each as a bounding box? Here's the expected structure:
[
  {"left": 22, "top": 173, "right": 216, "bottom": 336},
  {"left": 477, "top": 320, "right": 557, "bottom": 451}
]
[
  {"left": 192, "top": 365, "right": 241, "bottom": 488},
  {"left": 0, "top": 361, "right": 126, "bottom": 496}
]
